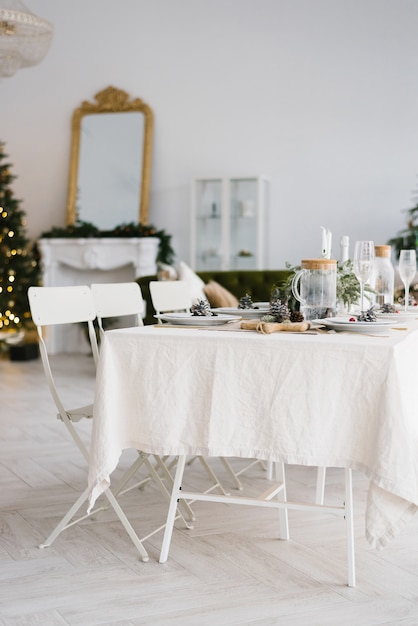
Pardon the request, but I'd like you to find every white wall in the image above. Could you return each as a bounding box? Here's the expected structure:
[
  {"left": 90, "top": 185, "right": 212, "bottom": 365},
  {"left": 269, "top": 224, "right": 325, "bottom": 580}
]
[{"left": 2, "top": 0, "right": 418, "bottom": 268}]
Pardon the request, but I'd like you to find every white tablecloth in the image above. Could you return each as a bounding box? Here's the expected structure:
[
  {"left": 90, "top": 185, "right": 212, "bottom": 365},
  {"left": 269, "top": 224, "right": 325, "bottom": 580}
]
[{"left": 88, "top": 324, "right": 418, "bottom": 549}]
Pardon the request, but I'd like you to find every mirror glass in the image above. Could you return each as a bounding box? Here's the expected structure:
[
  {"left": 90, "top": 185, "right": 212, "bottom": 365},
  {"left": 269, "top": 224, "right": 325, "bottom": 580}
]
[{"left": 66, "top": 86, "right": 153, "bottom": 228}]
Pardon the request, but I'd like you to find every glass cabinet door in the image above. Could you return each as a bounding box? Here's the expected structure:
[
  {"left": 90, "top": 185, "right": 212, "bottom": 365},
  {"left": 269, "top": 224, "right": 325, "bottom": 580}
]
[
  {"left": 191, "top": 176, "right": 269, "bottom": 271},
  {"left": 192, "top": 178, "right": 224, "bottom": 270},
  {"left": 230, "top": 178, "right": 259, "bottom": 270}
]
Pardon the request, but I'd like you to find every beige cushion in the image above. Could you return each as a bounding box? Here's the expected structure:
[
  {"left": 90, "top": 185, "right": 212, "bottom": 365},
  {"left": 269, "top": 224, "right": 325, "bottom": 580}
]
[{"left": 203, "top": 280, "right": 239, "bottom": 308}]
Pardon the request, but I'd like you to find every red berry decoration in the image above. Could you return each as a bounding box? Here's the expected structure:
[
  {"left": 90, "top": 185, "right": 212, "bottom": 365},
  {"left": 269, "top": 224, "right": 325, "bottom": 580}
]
[{"left": 349, "top": 317, "right": 356, "bottom": 322}]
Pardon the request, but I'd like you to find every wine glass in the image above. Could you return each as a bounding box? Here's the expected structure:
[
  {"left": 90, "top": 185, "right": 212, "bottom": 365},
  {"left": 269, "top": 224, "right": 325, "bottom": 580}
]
[
  {"left": 353, "top": 240, "right": 375, "bottom": 313},
  {"left": 399, "top": 249, "right": 417, "bottom": 312}
]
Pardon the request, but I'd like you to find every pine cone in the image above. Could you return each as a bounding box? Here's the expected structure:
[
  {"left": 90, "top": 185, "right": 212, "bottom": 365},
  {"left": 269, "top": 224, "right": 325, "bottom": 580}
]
[
  {"left": 290, "top": 310, "right": 304, "bottom": 323},
  {"left": 238, "top": 294, "right": 253, "bottom": 309},
  {"left": 270, "top": 300, "right": 290, "bottom": 322},
  {"left": 380, "top": 303, "right": 396, "bottom": 314},
  {"left": 357, "top": 307, "right": 377, "bottom": 322},
  {"left": 269, "top": 287, "right": 281, "bottom": 305},
  {"left": 190, "top": 298, "right": 213, "bottom": 316}
]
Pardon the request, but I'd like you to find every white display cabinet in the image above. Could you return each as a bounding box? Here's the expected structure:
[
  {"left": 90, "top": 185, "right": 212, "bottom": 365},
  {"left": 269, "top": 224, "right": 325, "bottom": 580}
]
[{"left": 190, "top": 176, "right": 270, "bottom": 271}]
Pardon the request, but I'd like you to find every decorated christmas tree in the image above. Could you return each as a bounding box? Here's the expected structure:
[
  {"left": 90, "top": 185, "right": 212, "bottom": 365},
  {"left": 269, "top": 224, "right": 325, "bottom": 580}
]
[
  {"left": 388, "top": 179, "right": 418, "bottom": 258},
  {"left": 0, "top": 142, "right": 41, "bottom": 343}
]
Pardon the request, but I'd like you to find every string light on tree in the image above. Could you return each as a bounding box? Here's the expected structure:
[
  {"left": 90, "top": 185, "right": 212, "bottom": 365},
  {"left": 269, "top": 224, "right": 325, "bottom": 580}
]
[{"left": 0, "top": 141, "right": 40, "bottom": 340}]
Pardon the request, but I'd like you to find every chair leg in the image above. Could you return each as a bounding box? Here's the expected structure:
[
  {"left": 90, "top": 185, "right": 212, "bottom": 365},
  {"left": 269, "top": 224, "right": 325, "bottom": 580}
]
[
  {"left": 141, "top": 454, "right": 194, "bottom": 529},
  {"left": 112, "top": 451, "right": 195, "bottom": 526},
  {"left": 219, "top": 457, "right": 244, "bottom": 490},
  {"left": 39, "top": 486, "right": 101, "bottom": 549},
  {"left": 102, "top": 488, "right": 149, "bottom": 561},
  {"left": 186, "top": 455, "right": 233, "bottom": 495},
  {"left": 112, "top": 452, "right": 151, "bottom": 497},
  {"left": 39, "top": 483, "right": 150, "bottom": 562},
  {"left": 220, "top": 458, "right": 269, "bottom": 490},
  {"left": 197, "top": 456, "right": 230, "bottom": 496}
]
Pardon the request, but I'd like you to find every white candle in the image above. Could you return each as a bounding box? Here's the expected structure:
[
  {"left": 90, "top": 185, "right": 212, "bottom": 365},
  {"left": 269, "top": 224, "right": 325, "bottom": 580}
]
[
  {"left": 321, "top": 226, "right": 327, "bottom": 258},
  {"left": 326, "top": 231, "right": 332, "bottom": 259},
  {"left": 340, "top": 236, "right": 349, "bottom": 263}
]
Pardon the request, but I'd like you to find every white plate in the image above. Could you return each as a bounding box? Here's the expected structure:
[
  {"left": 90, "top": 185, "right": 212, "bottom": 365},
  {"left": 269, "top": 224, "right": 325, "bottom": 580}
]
[
  {"left": 155, "top": 313, "right": 239, "bottom": 326},
  {"left": 375, "top": 313, "right": 413, "bottom": 323},
  {"left": 211, "top": 307, "right": 269, "bottom": 318},
  {"left": 315, "top": 317, "right": 398, "bottom": 334},
  {"left": 352, "top": 308, "right": 417, "bottom": 321},
  {"left": 252, "top": 302, "right": 269, "bottom": 308},
  {"left": 399, "top": 305, "right": 418, "bottom": 313},
  {"left": 389, "top": 308, "right": 418, "bottom": 317}
]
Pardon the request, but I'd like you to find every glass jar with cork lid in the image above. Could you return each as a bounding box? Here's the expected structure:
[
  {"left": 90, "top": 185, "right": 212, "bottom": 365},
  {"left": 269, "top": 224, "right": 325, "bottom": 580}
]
[
  {"left": 291, "top": 258, "right": 337, "bottom": 320},
  {"left": 370, "top": 245, "right": 394, "bottom": 307}
]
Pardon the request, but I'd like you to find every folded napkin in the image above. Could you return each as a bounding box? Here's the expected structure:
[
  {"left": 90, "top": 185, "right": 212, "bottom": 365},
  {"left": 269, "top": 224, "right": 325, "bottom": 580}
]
[{"left": 241, "top": 320, "right": 311, "bottom": 334}]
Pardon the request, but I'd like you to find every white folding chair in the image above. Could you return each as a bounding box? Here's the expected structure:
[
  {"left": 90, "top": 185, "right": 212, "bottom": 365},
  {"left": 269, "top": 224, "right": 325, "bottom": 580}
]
[
  {"left": 149, "top": 280, "right": 193, "bottom": 323},
  {"left": 91, "top": 281, "right": 144, "bottom": 335},
  {"left": 91, "top": 282, "right": 149, "bottom": 494},
  {"left": 150, "top": 280, "right": 274, "bottom": 490},
  {"left": 28, "top": 285, "right": 150, "bottom": 561},
  {"left": 91, "top": 281, "right": 195, "bottom": 524},
  {"left": 149, "top": 280, "right": 251, "bottom": 494}
]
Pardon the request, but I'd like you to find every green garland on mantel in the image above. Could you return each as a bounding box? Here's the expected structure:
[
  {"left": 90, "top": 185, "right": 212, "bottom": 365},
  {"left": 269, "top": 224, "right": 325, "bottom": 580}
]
[{"left": 40, "top": 220, "right": 175, "bottom": 265}]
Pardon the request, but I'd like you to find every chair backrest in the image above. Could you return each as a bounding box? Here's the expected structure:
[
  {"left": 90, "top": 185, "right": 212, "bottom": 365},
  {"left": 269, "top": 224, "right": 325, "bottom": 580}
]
[
  {"left": 28, "top": 285, "right": 96, "bottom": 327},
  {"left": 149, "top": 280, "right": 193, "bottom": 322},
  {"left": 91, "top": 282, "right": 144, "bottom": 334},
  {"left": 28, "top": 285, "right": 98, "bottom": 417}
]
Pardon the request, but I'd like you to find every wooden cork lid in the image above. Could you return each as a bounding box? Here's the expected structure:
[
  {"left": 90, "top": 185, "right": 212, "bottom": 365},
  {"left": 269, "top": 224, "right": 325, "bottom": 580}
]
[
  {"left": 374, "top": 245, "right": 391, "bottom": 258},
  {"left": 301, "top": 259, "right": 337, "bottom": 269}
]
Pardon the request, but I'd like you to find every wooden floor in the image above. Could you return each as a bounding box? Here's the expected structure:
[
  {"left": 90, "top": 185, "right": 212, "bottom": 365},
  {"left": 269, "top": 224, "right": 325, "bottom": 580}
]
[{"left": 1, "top": 353, "right": 418, "bottom": 625}]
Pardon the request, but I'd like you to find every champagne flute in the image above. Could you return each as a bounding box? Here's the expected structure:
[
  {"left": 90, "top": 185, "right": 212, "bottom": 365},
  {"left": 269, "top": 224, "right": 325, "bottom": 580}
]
[
  {"left": 353, "top": 240, "right": 375, "bottom": 313},
  {"left": 399, "top": 249, "right": 417, "bottom": 312}
]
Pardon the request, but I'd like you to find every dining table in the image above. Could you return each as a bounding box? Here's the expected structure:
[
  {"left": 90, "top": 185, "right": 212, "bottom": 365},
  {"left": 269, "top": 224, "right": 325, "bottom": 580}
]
[{"left": 87, "top": 317, "right": 418, "bottom": 585}]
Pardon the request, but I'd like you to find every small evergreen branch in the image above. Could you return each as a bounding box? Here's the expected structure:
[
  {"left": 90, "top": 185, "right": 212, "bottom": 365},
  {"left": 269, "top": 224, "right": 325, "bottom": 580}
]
[{"left": 336, "top": 260, "right": 362, "bottom": 308}]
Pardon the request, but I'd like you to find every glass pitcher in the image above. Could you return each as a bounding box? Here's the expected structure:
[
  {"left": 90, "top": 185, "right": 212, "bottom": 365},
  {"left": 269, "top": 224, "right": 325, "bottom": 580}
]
[{"left": 291, "top": 259, "right": 337, "bottom": 320}]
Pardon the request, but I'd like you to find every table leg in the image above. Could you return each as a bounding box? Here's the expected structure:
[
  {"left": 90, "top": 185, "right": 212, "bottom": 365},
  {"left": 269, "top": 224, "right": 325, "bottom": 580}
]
[
  {"left": 345, "top": 468, "right": 356, "bottom": 587},
  {"left": 159, "top": 454, "right": 187, "bottom": 563},
  {"left": 316, "top": 466, "right": 327, "bottom": 505},
  {"left": 274, "top": 462, "right": 289, "bottom": 540}
]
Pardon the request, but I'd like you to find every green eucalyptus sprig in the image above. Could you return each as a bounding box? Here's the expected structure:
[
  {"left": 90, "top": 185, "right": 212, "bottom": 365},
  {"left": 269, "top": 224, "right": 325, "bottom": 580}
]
[
  {"left": 336, "top": 259, "right": 375, "bottom": 307},
  {"left": 336, "top": 259, "right": 362, "bottom": 308}
]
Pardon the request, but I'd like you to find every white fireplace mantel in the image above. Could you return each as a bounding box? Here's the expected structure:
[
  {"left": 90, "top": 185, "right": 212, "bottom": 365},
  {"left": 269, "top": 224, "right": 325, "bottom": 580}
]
[
  {"left": 38, "top": 237, "right": 159, "bottom": 353},
  {"left": 39, "top": 237, "right": 159, "bottom": 285}
]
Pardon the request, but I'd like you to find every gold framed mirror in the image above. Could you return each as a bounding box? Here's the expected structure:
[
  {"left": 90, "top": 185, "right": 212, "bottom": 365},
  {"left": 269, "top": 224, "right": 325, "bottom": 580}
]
[{"left": 65, "top": 86, "right": 153, "bottom": 228}]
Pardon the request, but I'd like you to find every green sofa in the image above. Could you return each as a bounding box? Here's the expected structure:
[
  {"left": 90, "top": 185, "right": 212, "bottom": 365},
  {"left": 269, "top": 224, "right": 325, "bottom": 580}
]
[{"left": 137, "top": 269, "right": 292, "bottom": 325}]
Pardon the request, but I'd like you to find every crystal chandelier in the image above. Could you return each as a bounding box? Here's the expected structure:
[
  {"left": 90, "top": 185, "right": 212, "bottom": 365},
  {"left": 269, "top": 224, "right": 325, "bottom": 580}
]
[{"left": 0, "top": 0, "right": 53, "bottom": 78}]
